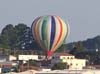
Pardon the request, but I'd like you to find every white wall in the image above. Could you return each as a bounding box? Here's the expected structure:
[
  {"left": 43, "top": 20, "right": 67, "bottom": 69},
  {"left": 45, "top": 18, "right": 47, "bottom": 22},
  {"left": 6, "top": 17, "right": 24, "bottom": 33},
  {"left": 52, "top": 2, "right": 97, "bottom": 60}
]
[
  {"left": 18, "top": 55, "right": 39, "bottom": 61},
  {"left": 9, "top": 55, "right": 17, "bottom": 61},
  {"left": 51, "top": 53, "right": 86, "bottom": 70},
  {"left": 0, "top": 68, "right": 1, "bottom": 73},
  {"left": 0, "top": 58, "right": 6, "bottom": 62},
  {"left": 60, "top": 56, "right": 75, "bottom": 60},
  {"left": 68, "top": 59, "right": 86, "bottom": 70}
]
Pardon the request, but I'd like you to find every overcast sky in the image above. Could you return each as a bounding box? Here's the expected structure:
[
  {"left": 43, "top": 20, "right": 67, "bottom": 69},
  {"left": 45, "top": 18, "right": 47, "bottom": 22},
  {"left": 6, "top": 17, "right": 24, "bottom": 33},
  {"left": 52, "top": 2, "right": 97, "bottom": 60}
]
[{"left": 0, "top": 0, "right": 100, "bottom": 43}]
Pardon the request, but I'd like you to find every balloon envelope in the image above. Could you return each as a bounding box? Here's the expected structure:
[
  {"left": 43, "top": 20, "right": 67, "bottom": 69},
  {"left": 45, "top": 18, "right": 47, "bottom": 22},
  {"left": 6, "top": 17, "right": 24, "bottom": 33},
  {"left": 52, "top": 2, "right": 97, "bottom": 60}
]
[{"left": 31, "top": 15, "right": 69, "bottom": 57}]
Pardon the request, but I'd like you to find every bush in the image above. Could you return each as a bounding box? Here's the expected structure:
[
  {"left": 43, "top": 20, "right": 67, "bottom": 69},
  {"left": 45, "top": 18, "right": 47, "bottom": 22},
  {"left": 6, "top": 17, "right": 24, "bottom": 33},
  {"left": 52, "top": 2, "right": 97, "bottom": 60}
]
[
  {"left": 23, "top": 59, "right": 38, "bottom": 66},
  {"left": 51, "top": 62, "right": 68, "bottom": 70}
]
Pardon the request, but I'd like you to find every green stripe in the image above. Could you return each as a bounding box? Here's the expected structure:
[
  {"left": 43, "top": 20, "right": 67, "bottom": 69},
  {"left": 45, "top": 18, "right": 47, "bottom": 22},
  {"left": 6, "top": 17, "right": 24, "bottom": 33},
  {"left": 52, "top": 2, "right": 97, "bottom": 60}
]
[{"left": 42, "top": 16, "right": 48, "bottom": 49}]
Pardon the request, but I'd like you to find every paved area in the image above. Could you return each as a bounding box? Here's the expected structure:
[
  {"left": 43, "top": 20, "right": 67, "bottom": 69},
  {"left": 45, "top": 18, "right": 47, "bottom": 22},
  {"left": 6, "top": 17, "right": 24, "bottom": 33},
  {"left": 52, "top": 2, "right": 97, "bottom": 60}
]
[{"left": 4, "top": 69, "right": 100, "bottom": 74}]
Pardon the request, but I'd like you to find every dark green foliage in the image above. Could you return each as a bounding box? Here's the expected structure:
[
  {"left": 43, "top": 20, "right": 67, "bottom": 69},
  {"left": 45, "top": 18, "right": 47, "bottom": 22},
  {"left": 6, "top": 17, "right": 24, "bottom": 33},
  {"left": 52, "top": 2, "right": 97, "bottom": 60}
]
[
  {"left": 51, "top": 62, "right": 68, "bottom": 70},
  {"left": 0, "top": 24, "right": 17, "bottom": 54},
  {"left": 0, "top": 24, "right": 28, "bottom": 50},
  {"left": 0, "top": 24, "right": 15, "bottom": 49},
  {"left": 67, "top": 35, "right": 100, "bottom": 51},
  {"left": 0, "top": 23, "right": 39, "bottom": 55},
  {"left": 14, "top": 23, "right": 30, "bottom": 49},
  {"left": 0, "top": 23, "right": 100, "bottom": 64},
  {"left": 23, "top": 60, "right": 39, "bottom": 66},
  {"left": 57, "top": 44, "right": 68, "bottom": 53},
  {"left": 68, "top": 36, "right": 100, "bottom": 65}
]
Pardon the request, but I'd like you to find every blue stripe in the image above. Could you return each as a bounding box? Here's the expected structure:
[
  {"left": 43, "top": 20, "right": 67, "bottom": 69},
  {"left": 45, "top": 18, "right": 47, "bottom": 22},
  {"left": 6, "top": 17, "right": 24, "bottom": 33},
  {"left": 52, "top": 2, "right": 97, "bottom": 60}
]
[{"left": 50, "top": 16, "right": 56, "bottom": 49}]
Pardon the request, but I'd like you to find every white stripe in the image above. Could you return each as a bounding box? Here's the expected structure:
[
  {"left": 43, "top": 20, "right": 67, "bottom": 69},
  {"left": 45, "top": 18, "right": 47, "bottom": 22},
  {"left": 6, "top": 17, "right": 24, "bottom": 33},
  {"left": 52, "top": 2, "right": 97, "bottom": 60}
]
[
  {"left": 39, "top": 17, "right": 44, "bottom": 40},
  {"left": 51, "top": 16, "right": 61, "bottom": 51}
]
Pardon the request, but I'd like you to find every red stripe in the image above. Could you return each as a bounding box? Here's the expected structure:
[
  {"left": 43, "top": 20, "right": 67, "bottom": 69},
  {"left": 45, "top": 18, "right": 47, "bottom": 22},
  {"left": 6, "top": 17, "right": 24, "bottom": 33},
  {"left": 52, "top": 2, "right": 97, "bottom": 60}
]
[
  {"left": 33, "top": 20, "right": 37, "bottom": 40},
  {"left": 54, "top": 17, "right": 63, "bottom": 49},
  {"left": 33, "top": 17, "right": 45, "bottom": 49},
  {"left": 33, "top": 17, "right": 40, "bottom": 41}
]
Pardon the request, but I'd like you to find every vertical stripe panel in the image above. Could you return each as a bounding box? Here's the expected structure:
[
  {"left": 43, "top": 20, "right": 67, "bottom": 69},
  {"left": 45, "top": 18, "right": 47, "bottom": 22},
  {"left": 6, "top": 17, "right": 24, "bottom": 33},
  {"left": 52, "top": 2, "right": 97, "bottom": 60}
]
[
  {"left": 52, "top": 16, "right": 63, "bottom": 51},
  {"left": 39, "top": 17, "right": 43, "bottom": 40},
  {"left": 50, "top": 16, "right": 56, "bottom": 50},
  {"left": 46, "top": 17, "right": 51, "bottom": 50},
  {"left": 51, "top": 16, "right": 61, "bottom": 51},
  {"left": 53, "top": 17, "right": 67, "bottom": 51},
  {"left": 32, "top": 17, "right": 40, "bottom": 40},
  {"left": 41, "top": 16, "right": 48, "bottom": 49},
  {"left": 34, "top": 18, "right": 45, "bottom": 49}
]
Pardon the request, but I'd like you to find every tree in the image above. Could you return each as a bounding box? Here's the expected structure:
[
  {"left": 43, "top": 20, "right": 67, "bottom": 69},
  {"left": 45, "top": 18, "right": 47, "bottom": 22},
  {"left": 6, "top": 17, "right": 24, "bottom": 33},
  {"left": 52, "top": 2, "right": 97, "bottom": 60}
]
[
  {"left": 18, "top": 27, "right": 34, "bottom": 50},
  {"left": 51, "top": 62, "right": 68, "bottom": 70},
  {"left": 69, "top": 46, "right": 77, "bottom": 55},
  {"left": 0, "top": 23, "right": 42, "bottom": 55},
  {"left": 14, "top": 23, "right": 28, "bottom": 49},
  {"left": 75, "top": 41, "right": 84, "bottom": 52},
  {"left": 0, "top": 24, "right": 17, "bottom": 54},
  {"left": 0, "top": 24, "right": 15, "bottom": 49},
  {"left": 0, "top": 24, "right": 30, "bottom": 55},
  {"left": 57, "top": 44, "right": 68, "bottom": 53},
  {"left": 23, "top": 60, "right": 39, "bottom": 66}
]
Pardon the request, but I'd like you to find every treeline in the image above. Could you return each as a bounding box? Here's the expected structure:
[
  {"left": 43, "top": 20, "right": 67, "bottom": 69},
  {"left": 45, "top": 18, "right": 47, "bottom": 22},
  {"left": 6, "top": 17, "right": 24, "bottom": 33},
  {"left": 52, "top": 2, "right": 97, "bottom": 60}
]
[
  {"left": 67, "top": 35, "right": 100, "bottom": 51},
  {"left": 0, "top": 24, "right": 100, "bottom": 56},
  {"left": 0, "top": 24, "right": 42, "bottom": 55},
  {"left": 65, "top": 36, "right": 100, "bottom": 65}
]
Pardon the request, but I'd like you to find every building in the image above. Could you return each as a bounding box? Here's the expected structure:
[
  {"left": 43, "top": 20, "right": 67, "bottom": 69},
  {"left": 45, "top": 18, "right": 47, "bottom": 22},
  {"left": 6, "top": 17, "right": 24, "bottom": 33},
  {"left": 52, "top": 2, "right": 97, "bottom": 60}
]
[
  {"left": 0, "top": 55, "right": 17, "bottom": 62},
  {"left": 9, "top": 55, "right": 17, "bottom": 61},
  {"left": 51, "top": 53, "right": 86, "bottom": 70},
  {"left": 18, "top": 55, "right": 39, "bottom": 61},
  {"left": 0, "top": 61, "right": 17, "bottom": 68},
  {"left": 18, "top": 55, "right": 46, "bottom": 61}
]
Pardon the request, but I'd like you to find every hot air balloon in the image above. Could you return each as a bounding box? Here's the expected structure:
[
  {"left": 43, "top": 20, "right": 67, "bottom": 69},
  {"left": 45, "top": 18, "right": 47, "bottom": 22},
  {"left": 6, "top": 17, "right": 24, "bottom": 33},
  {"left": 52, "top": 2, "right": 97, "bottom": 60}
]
[{"left": 31, "top": 15, "right": 70, "bottom": 58}]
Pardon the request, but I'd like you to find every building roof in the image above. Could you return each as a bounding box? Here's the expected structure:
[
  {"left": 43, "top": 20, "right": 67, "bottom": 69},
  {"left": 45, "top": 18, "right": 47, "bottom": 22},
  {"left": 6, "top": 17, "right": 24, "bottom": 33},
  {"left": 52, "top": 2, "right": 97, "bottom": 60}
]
[{"left": 55, "top": 53, "right": 74, "bottom": 56}]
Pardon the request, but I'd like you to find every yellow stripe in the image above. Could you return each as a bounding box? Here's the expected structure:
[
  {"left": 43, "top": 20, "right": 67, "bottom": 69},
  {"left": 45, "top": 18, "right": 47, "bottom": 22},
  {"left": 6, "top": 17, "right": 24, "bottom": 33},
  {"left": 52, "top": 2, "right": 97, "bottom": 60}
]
[
  {"left": 50, "top": 16, "right": 60, "bottom": 52},
  {"left": 52, "top": 17, "right": 65, "bottom": 52},
  {"left": 55, "top": 18, "right": 68, "bottom": 50}
]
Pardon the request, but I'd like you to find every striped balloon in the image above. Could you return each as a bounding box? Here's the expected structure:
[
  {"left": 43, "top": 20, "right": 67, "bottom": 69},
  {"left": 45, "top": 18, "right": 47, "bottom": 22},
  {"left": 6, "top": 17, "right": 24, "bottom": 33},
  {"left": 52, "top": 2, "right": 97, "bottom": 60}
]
[{"left": 31, "top": 15, "right": 70, "bottom": 57}]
